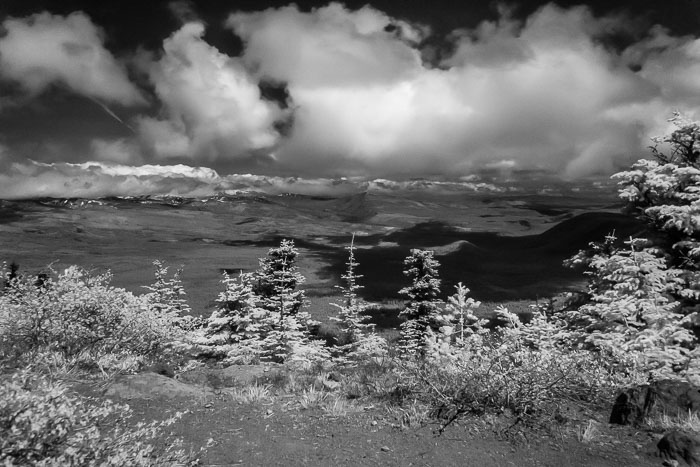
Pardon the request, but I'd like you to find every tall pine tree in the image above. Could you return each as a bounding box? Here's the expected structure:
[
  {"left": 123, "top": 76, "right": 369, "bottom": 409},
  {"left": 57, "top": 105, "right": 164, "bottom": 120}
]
[
  {"left": 567, "top": 113, "right": 700, "bottom": 382},
  {"left": 398, "top": 249, "right": 445, "bottom": 357},
  {"left": 254, "top": 239, "right": 322, "bottom": 363},
  {"left": 330, "top": 234, "right": 386, "bottom": 364},
  {"left": 255, "top": 239, "right": 306, "bottom": 321},
  {"left": 331, "top": 234, "right": 372, "bottom": 344}
]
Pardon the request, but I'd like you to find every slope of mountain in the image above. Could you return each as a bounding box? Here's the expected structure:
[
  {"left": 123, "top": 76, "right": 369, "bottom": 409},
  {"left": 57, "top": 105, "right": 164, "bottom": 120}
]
[{"left": 0, "top": 188, "right": 629, "bottom": 312}]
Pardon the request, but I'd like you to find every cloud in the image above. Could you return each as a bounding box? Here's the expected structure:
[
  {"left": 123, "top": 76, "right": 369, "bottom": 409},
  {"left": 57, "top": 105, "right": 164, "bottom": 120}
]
[
  {"left": 222, "top": 2, "right": 700, "bottom": 178},
  {"left": 219, "top": 174, "right": 368, "bottom": 196},
  {"left": 135, "top": 22, "right": 285, "bottom": 164},
  {"left": 0, "top": 161, "right": 220, "bottom": 199},
  {"left": 227, "top": 3, "right": 425, "bottom": 88},
  {"left": 4, "top": 2, "right": 700, "bottom": 189},
  {"left": 0, "top": 161, "right": 371, "bottom": 199},
  {"left": 0, "top": 12, "right": 144, "bottom": 105},
  {"left": 90, "top": 138, "right": 143, "bottom": 165},
  {"left": 623, "top": 26, "right": 700, "bottom": 107}
]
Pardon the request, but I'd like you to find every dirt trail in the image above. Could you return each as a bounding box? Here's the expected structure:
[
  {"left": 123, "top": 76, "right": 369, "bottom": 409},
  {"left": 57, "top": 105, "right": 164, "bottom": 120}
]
[{"left": 111, "top": 387, "right": 662, "bottom": 467}]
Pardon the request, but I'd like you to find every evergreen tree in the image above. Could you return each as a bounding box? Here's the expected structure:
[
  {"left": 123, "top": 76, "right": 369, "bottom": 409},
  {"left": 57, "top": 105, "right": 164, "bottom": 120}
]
[
  {"left": 144, "top": 260, "right": 191, "bottom": 316},
  {"left": 444, "top": 282, "right": 484, "bottom": 345},
  {"left": 330, "top": 234, "right": 386, "bottom": 364},
  {"left": 263, "top": 315, "right": 315, "bottom": 363},
  {"left": 255, "top": 239, "right": 306, "bottom": 320},
  {"left": 143, "top": 259, "right": 201, "bottom": 332},
  {"left": 567, "top": 113, "right": 700, "bottom": 382},
  {"left": 614, "top": 113, "right": 700, "bottom": 312},
  {"left": 198, "top": 240, "right": 327, "bottom": 365},
  {"left": 252, "top": 239, "right": 325, "bottom": 364},
  {"left": 201, "top": 272, "right": 268, "bottom": 360},
  {"left": 398, "top": 249, "right": 445, "bottom": 357},
  {"left": 331, "top": 234, "right": 372, "bottom": 343},
  {"left": 566, "top": 236, "right": 694, "bottom": 377}
]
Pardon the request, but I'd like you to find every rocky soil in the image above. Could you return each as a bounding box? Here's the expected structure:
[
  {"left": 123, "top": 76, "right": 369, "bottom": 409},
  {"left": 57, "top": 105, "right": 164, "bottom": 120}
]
[{"left": 77, "top": 367, "right": 674, "bottom": 467}]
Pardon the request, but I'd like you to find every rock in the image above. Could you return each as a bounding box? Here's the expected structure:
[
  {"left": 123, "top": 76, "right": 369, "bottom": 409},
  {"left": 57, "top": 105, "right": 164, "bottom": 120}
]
[
  {"left": 144, "top": 362, "right": 175, "bottom": 378},
  {"left": 104, "top": 372, "right": 214, "bottom": 400},
  {"left": 658, "top": 431, "right": 700, "bottom": 467},
  {"left": 610, "top": 380, "right": 700, "bottom": 425},
  {"left": 178, "top": 364, "right": 283, "bottom": 389}
]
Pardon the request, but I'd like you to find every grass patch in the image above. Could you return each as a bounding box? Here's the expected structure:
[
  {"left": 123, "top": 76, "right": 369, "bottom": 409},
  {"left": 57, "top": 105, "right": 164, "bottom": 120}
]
[
  {"left": 227, "top": 383, "right": 273, "bottom": 404},
  {"left": 646, "top": 410, "right": 700, "bottom": 433}
]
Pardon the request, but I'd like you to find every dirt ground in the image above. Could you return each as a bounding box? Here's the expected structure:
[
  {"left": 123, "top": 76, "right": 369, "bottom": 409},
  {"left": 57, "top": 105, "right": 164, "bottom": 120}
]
[
  {"left": 85, "top": 370, "right": 665, "bottom": 467},
  {"left": 170, "top": 400, "right": 659, "bottom": 466}
]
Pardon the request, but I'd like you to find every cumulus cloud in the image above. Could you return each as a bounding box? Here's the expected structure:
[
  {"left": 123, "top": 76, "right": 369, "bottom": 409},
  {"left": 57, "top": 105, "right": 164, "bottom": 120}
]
[
  {"left": 227, "top": 3, "right": 425, "bottom": 87},
  {"left": 0, "top": 161, "right": 371, "bottom": 199},
  {"left": 4, "top": 2, "right": 700, "bottom": 196},
  {"left": 135, "top": 22, "right": 285, "bottom": 164},
  {"left": 0, "top": 12, "right": 144, "bottom": 105},
  {"left": 221, "top": 2, "right": 700, "bottom": 178},
  {"left": 0, "top": 161, "right": 220, "bottom": 199}
]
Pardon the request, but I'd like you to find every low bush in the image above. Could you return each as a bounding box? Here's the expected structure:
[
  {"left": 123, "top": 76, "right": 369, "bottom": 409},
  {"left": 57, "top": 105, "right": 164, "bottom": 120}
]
[
  {"left": 0, "top": 371, "right": 195, "bottom": 466},
  {"left": 0, "top": 265, "right": 185, "bottom": 373},
  {"left": 393, "top": 306, "right": 644, "bottom": 430}
]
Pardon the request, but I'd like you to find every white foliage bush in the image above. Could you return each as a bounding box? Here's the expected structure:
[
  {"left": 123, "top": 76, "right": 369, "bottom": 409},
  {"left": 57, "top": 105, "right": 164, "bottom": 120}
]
[
  {"left": 0, "top": 372, "right": 193, "bottom": 466},
  {"left": 443, "top": 282, "right": 484, "bottom": 345},
  {"left": 398, "top": 306, "right": 641, "bottom": 425},
  {"left": 0, "top": 265, "right": 184, "bottom": 369}
]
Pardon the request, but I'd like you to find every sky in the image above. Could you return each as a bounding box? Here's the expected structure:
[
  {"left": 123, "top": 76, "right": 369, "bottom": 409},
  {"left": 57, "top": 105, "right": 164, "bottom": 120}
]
[{"left": 0, "top": 0, "right": 699, "bottom": 198}]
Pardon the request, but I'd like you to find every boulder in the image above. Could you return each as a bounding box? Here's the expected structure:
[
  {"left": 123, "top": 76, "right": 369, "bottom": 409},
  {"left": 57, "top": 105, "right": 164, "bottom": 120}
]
[
  {"left": 177, "top": 364, "right": 283, "bottom": 389},
  {"left": 143, "top": 362, "right": 176, "bottom": 378},
  {"left": 658, "top": 431, "right": 700, "bottom": 467},
  {"left": 104, "top": 372, "right": 214, "bottom": 400},
  {"left": 610, "top": 380, "right": 700, "bottom": 425}
]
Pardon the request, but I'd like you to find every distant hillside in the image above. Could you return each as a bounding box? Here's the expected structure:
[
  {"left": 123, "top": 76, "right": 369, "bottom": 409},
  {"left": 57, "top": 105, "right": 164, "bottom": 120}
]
[
  {"left": 344, "top": 212, "right": 646, "bottom": 301},
  {"left": 1, "top": 190, "right": 631, "bottom": 311}
]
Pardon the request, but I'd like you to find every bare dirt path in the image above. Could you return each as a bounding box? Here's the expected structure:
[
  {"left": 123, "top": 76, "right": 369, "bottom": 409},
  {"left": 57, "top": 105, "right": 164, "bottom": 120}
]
[{"left": 109, "top": 384, "right": 662, "bottom": 467}]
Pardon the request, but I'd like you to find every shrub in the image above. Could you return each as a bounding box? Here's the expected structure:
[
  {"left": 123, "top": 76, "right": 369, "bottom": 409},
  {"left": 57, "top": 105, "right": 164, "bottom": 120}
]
[
  {"left": 0, "top": 265, "right": 184, "bottom": 371},
  {"left": 0, "top": 371, "right": 194, "bottom": 466},
  {"left": 394, "top": 306, "right": 642, "bottom": 430},
  {"left": 443, "top": 282, "right": 484, "bottom": 345}
]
